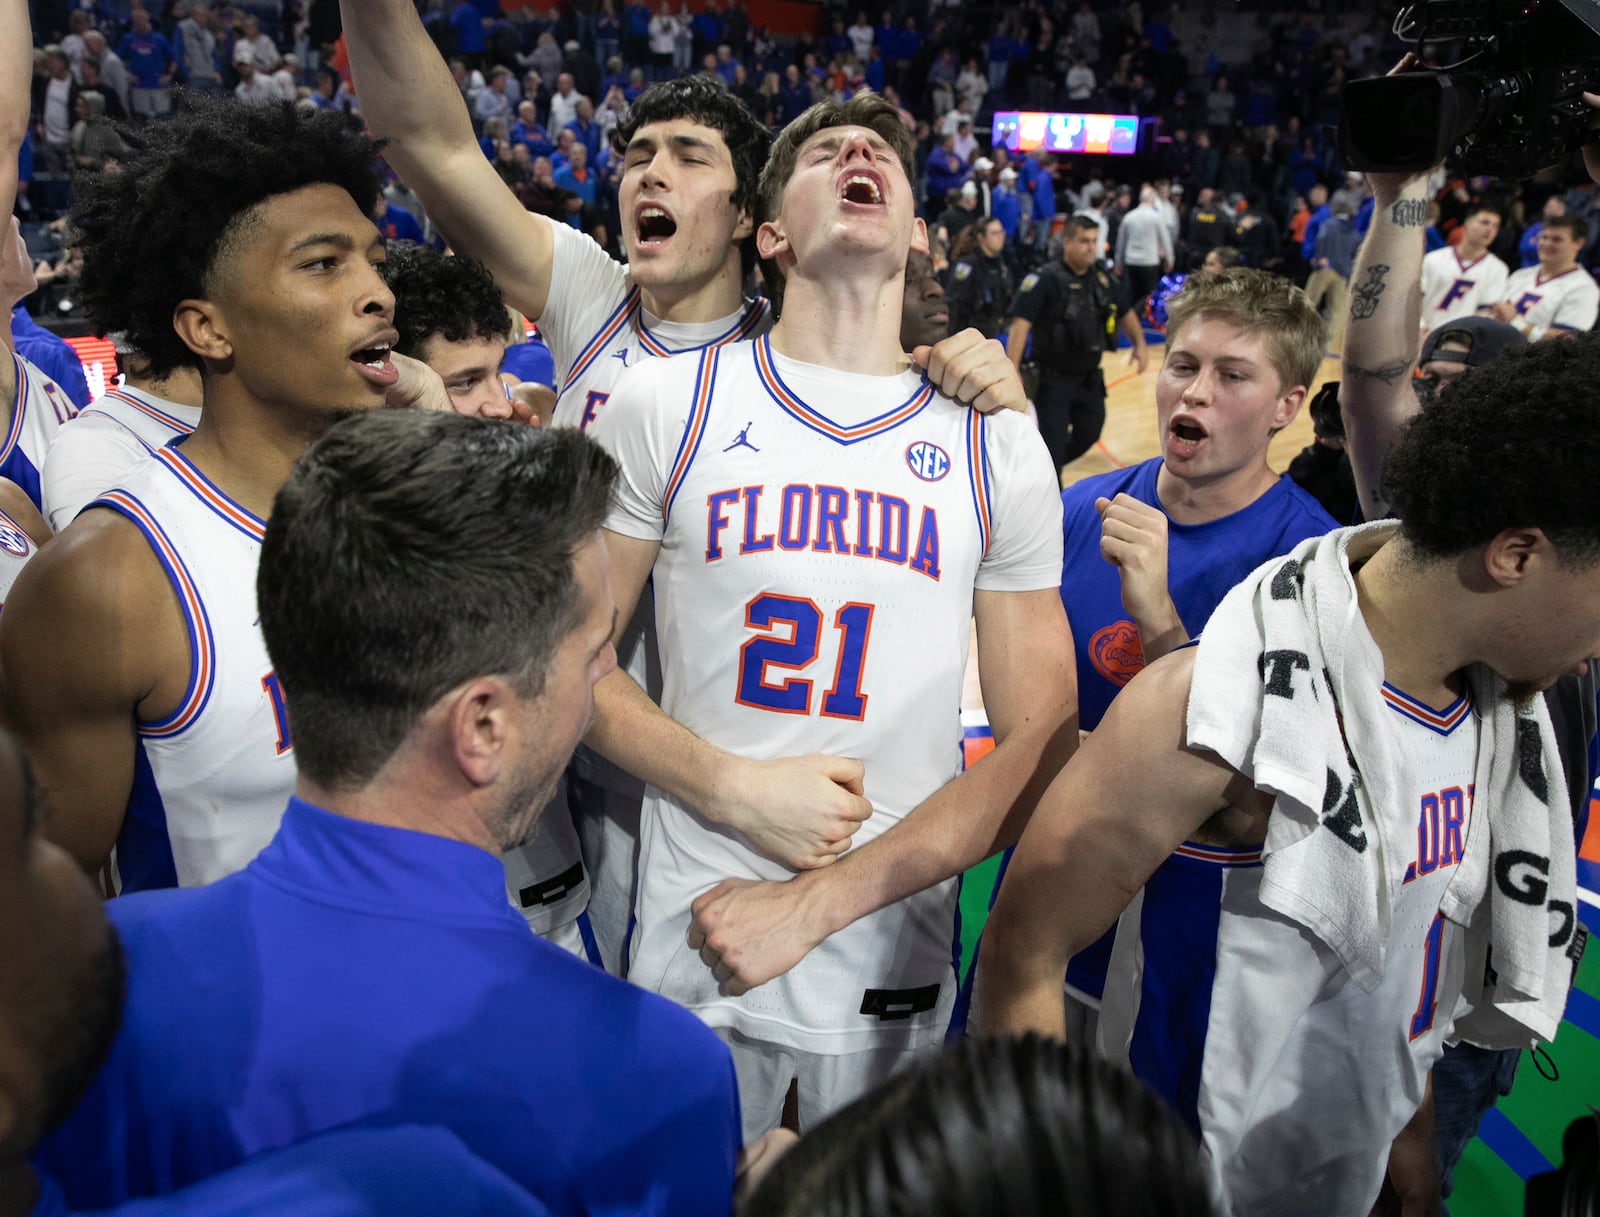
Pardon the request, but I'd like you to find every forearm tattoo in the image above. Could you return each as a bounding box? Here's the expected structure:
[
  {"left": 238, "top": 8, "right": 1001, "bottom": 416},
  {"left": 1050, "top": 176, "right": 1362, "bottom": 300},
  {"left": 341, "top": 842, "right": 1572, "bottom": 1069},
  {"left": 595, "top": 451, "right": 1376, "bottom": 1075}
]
[
  {"left": 1390, "top": 199, "right": 1427, "bottom": 227},
  {"left": 1343, "top": 356, "right": 1413, "bottom": 385},
  {"left": 1349, "top": 263, "right": 1389, "bottom": 321}
]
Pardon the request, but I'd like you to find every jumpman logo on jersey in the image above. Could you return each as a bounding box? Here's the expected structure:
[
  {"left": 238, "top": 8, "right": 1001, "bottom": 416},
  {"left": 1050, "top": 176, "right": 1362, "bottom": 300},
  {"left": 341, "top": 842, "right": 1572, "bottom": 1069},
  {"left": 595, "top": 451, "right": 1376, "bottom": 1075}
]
[
  {"left": 723, "top": 422, "right": 759, "bottom": 453},
  {"left": 613, "top": 348, "right": 631, "bottom": 366}
]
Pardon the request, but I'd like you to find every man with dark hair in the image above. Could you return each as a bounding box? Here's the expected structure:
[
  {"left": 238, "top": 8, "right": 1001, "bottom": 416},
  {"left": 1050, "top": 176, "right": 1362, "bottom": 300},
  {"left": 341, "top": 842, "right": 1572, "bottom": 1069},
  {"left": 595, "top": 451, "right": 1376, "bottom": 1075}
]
[
  {"left": 36, "top": 412, "right": 742, "bottom": 1217},
  {"left": 0, "top": 95, "right": 446, "bottom": 895},
  {"left": 984, "top": 333, "right": 1598, "bottom": 1214},
  {"left": 346, "top": 1, "right": 1025, "bottom": 973},
  {"left": 383, "top": 242, "right": 520, "bottom": 421},
  {"left": 947, "top": 216, "right": 1014, "bottom": 341},
  {"left": 1006, "top": 214, "right": 1149, "bottom": 475},
  {"left": 595, "top": 91, "right": 1074, "bottom": 1140},
  {"left": 899, "top": 248, "right": 948, "bottom": 352}
]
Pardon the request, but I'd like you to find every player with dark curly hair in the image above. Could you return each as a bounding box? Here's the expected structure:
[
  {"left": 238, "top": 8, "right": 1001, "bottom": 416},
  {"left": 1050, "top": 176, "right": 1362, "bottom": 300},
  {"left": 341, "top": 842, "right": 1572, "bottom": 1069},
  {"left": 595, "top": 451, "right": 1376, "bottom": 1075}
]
[
  {"left": 382, "top": 241, "right": 523, "bottom": 420},
  {"left": 0, "top": 91, "right": 450, "bottom": 896},
  {"left": 984, "top": 329, "right": 1600, "bottom": 1215}
]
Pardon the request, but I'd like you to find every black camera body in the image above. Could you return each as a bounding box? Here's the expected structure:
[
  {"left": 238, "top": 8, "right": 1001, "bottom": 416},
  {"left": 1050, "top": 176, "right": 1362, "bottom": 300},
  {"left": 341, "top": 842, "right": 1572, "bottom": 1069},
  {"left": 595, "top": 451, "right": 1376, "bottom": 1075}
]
[{"left": 1339, "top": 0, "right": 1600, "bottom": 178}]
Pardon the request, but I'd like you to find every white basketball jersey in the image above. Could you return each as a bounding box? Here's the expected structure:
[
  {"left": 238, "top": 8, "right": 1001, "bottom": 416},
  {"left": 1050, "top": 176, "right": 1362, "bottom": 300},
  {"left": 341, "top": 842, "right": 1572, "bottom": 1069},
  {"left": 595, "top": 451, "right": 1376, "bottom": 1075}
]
[
  {"left": 0, "top": 506, "right": 40, "bottom": 607},
  {"left": 43, "top": 385, "right": 200, "bottom": 532},
  {"left": 1500, "top": 264, "right": 1600, "bottom": 340},
  {"left": 91, "top": 445, "right": 295, "bottom": 892},
  {"left": 1099, "top": 682, "right": 1481, "bottom": 1217},
  {"left": 5, "top": 351, "right": 78, "bottom": 510},
  {"left": 499, "top": 220, "right": 771, "bottom": 935},
  {"left": 1419, "top": 247, "right": 1509, "bottom": 329},
  {"left": 594, "top": 336, "right": 1061, "bottom": 1053}
]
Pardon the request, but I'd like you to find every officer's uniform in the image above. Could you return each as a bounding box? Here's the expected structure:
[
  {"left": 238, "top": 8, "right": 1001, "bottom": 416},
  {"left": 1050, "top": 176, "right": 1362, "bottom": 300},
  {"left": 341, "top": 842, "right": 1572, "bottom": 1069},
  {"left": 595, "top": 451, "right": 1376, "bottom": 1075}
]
[
  {"left": 947, "top": 252, "right": 1016, "bottom": 340},
  {"left": 1009, "top": 260, "right": 1129, "bottom": 471}
]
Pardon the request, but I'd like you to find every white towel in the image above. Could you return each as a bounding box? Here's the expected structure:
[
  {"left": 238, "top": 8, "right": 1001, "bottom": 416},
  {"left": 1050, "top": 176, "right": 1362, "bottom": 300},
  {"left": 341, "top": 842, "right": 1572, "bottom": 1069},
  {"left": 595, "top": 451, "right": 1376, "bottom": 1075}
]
[{"left": 1186, "top": 521, "right": 1577, "bottom": 1045}]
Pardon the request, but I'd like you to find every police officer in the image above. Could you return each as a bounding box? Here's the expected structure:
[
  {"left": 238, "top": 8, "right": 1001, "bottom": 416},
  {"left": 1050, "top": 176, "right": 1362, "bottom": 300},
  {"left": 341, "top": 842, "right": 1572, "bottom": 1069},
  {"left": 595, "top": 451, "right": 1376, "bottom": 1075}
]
[
  {"left": 947, "top": 217, "right": 1015, "bottom": 340},
  {"left": 1005, "top": 214, "right": 1149, "bottom": 474}
]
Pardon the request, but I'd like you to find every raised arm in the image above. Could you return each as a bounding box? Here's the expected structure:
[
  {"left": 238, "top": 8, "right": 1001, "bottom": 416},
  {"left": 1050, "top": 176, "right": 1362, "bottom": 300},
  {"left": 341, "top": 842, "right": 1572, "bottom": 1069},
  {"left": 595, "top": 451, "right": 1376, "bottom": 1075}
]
[
  {"left": 689, "top": 583, "right": 1079, "bottom": 993},
  {"left": 1340, "top": 167, "right": 1434, "bottom": 521},
  {"left": 977, "top": 648, "right": 1261, "bottom": 1037},
  {"left": 339, "top": 0, "right": 557, "bottom": 321},
  {"left": 584, "top": 529, "right": 874, "bottom": 871}
]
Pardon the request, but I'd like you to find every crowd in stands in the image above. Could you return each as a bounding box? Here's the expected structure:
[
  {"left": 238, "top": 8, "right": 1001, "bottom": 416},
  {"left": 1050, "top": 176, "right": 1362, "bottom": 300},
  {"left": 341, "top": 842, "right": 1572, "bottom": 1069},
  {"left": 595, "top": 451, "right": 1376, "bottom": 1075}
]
[{"left": 24, "top": 0, "right": 1600, "bottom": 318}]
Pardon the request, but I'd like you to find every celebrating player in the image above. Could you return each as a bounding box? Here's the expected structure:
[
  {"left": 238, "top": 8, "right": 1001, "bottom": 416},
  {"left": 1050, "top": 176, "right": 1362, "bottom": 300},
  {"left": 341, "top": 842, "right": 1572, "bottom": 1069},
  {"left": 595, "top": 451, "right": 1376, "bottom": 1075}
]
[
  {"left": 343, "top": 0, "right": 1026, "bottom": 972},
  {"left": 586, "top": 93, "right": 1076, "bottom": 1140}
]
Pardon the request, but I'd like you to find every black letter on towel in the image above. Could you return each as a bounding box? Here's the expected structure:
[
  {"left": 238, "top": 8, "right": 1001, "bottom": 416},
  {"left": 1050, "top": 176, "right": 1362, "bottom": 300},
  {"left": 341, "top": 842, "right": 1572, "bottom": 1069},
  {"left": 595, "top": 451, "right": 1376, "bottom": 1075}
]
[
  {"left": 1320, "top": 768, "right": 1369, "bottom": 853},
  {"left": 1259, "top": 649, "right": 1310, "bottom": 699},
  {"left": 1270, "top": 559, "right": 1304, "bottom": 601}
]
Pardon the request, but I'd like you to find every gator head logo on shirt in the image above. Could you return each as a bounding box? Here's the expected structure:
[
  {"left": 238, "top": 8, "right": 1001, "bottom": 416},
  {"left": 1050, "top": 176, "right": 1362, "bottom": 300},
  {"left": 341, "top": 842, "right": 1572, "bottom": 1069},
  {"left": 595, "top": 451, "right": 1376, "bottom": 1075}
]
[
  {"left": 1089, "top": 619, "right": 1145, "bottom": 686},
  {"left": 905, "top": 440, "right": 950, "bottom": 482}
]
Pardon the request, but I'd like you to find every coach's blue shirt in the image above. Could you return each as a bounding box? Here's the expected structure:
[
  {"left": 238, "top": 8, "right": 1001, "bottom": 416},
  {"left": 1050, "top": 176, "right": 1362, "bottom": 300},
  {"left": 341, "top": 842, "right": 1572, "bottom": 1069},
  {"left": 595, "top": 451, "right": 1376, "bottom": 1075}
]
[
  {"left": 32, "top": 1125, "right": 554, "bottom": 1216},
  {"left": 1059, "top": 458, "right": 1336, "bottom": 998},
  {"left": 38, "top": 798, "right": 741, "bottom": 1217}
]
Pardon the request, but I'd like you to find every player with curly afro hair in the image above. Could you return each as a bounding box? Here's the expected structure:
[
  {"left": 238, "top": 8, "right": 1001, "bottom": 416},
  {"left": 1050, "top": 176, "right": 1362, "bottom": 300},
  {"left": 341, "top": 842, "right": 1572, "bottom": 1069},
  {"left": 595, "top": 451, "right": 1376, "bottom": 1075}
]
[
  {"left": 72, "top": 97, "right": 387, "bottom": 380},
  {"left": 0, "top": 93, "right": 450, "bottom": 893}
]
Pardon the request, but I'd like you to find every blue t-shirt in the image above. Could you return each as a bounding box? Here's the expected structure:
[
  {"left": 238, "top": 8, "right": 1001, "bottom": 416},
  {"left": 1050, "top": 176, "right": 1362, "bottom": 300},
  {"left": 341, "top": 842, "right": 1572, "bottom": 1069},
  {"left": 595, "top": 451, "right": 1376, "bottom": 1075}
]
[
  {"left": 32, "top": 1126, "right": 554, "bottom": 1217},
  {"left": 116, "top": 32, "right": 177, "bottom": 89},
  {"left": 11, "top": 307, "right": 91, "bottom": 409},
  {"left": 375, "top": 204, "right": 423, "bottom": 245},
  {"left": 1058, "top": 458, "right": 1336, "bottom": 998},
  {"left": 38, "top": 798, "right": 741, "bottom": 1217}
]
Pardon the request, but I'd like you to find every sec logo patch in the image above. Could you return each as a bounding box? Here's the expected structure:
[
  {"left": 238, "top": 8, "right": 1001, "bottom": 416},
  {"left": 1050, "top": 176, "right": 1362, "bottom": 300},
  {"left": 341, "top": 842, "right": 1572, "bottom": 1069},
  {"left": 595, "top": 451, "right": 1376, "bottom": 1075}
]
[
  {"left": 905, "top": 441, "right": 950, "bottom": 482},
  {"left": 0, "top": 520, "right": 29, "bottom": 556},
  {"left": 1089, "top": 619, "right": 1145, "bottom": 686}
]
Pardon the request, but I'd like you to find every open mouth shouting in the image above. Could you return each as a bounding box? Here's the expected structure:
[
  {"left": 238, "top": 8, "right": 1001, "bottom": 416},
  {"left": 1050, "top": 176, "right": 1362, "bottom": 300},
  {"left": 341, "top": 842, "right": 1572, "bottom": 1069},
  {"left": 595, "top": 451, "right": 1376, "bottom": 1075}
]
[
  {"left": 1167, "top": 413, "right": 1208, "bottom": 457},
  {"left": 635, "top": 203, "right": 679, "bottom": 249},
  {"left": 838, "top": 169, "right": 886, "bottom": 207},
  {"left": 349, "top": 328, "right": 400, "bottom": 388}
]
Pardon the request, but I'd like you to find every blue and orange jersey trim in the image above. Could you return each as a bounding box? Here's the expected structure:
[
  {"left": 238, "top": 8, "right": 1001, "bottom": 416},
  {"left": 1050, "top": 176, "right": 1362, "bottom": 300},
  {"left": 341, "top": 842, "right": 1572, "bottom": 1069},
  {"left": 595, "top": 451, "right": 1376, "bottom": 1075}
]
[
  {"left": 555, "top": 288, "right": 642, "bottom": 409},
  {"left": 637, "top": 296, "right": 769, "bottom": 357},
  {"left": 662, "top": 346, "right": 719, "bottom": 523},
  {"left": 1171, "top": 840, "right": 1264, "bottom": 867},
  {"left": 155, "top": 448, "right": 266, "bottom": 543},
  {"left": 1382, "top": 683, "right": 1472, "bottom": 736},
  {"left": 92, "top": 490, "right": 216, "bottom": 738},
  {"left": 963, "top": 409, "right": 992, "bottom": 557},
  {"left": 0, "top": 352, "right": 30, "bottom": 469},
  {"left": 96, "top": 388, "right": 197, "bottom": 439},
  {"left": 753, "top": 336, "right": 935, "bottom": 446}
]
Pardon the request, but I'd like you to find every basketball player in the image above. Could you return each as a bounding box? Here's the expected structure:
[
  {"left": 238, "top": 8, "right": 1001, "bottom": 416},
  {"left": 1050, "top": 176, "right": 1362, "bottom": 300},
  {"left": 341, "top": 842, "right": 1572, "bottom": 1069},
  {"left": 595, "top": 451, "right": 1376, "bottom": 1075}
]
[
  {"left": 40, "top": 343, "right": 203, "bottom": 532},
  {"left": 979, "top": 329, "right": 1598, "bottom": 1214},
  {"left": 345, "top": 0, "right": 1025, "bottom": 973},
  {"left": 1052, "top": 268, "right": 1336, "bottom": 1031},
  {"left": 587, "top": 94, "right": 1076, "bottom": 1141},
  {"left": 3, "top": 0, "right": 79, "bottom": 500},
  {"left": 1, "top": 220, "right": 77, "bottom": 511},
  {"left": 1417, "top": 203, "right": 1507, "bottom": 335},
  {"left": 0, "top": 96, "right": 447, "bottom": 891},
  {"left": 1488, "top": 212, "right": 1600, "bottom": 340}
]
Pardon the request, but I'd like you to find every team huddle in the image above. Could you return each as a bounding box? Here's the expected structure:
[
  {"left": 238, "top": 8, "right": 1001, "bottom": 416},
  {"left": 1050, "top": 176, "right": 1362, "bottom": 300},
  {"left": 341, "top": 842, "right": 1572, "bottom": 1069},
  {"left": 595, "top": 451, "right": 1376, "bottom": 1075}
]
[{"left": 2, "top": 0, "right": 1597, "bottom": 1215}]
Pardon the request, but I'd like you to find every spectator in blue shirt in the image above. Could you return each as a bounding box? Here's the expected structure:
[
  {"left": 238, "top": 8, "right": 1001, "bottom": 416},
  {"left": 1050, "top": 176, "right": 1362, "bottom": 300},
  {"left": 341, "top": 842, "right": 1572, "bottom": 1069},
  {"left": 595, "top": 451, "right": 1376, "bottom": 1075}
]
[
  {"left": 551, "top": 141, "right": 597, "bottom": 225},
  {"left": 924, "top": 132, "right": 967, "bottom": 208},
  {"left": 115, "top": 8, "right": 177, "bottom": 119},
  {"left": 777, "top": 63, "right": 812, "bottom": 124},
  {"left": 1299, "top": 181, "right": 1331, "bottom": 262},
  {"left": 449, "top": 0, "right": 486, "bottom": 61},
  {"left": 691, "top": 0, "right": 724, "bottom": 61},
  {"left": 36, "top": 413, "right": 745, "bottom": 1217},
  {"left": 564, "top": 96, "right": 601, "bottom": 162}
]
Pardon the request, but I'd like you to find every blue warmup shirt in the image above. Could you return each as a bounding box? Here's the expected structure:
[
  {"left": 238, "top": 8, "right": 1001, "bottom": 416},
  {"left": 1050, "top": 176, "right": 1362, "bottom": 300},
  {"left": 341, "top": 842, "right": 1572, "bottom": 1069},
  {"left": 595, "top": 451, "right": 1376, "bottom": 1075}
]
[
  {"left": 11, "top": 307, "right": 91, "bottom": 409},
  {"left": 39, "top": 798, "right": 741, "bottom": 1217},
  {"left": 1058, "top": 458, "right": 1336, "bottom": 999},
  {"left": 32, "top": 1126, "right": 554, "bottom": 1217}
]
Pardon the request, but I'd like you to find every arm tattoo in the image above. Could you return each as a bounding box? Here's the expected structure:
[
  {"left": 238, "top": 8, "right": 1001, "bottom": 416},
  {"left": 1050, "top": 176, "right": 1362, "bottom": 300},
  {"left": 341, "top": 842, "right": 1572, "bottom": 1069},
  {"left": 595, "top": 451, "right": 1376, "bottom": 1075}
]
[
  {"left": 1390, "top": 199, "right": 1427, "bottom": 227},
  {"left": 1343, "top": 356, "right": 1414, "bottom": 385},
  {"left": 1349, "top": 263, "right": 1389, "bottom": 320}
]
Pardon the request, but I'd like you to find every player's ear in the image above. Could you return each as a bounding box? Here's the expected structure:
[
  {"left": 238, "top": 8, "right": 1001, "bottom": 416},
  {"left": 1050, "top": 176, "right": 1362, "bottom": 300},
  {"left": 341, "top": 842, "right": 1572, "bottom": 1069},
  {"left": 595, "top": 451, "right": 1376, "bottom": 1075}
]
[
  {"left": 910, "top": 217, "right": 929, "bottom": 255},
  {"left": 731, "top": 205, "right": 754, "bottom": 243},
  {"left": 1482, "top": 526, "right": 1545, "bottom": 586},
  {"left": 172, "top": 299, "right": 234, "bottom": 366},
  {"left": 756, "top": 218, "right": 788, "bottom": 263}
]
